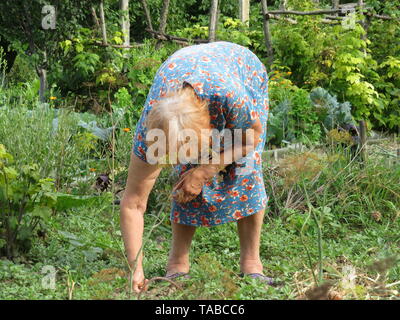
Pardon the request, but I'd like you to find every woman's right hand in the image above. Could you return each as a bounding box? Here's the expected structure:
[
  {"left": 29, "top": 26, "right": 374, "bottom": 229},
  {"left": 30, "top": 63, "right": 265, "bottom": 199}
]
[{"left": 130, "top": 267, "right": 149, "bottom": 293}]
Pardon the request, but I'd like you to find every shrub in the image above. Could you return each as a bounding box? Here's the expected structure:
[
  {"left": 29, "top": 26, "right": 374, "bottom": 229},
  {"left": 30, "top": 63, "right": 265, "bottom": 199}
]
[
  {"left": 0, "top": 144, "right": 56, "bottom": 259},
  {"left": 267, "top": 84, "right": 322, "bottom": 147}
]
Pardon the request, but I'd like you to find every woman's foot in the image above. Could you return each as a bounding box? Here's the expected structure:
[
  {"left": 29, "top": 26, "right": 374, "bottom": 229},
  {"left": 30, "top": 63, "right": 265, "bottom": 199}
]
[
  {"left": 240, "top": 258, "right": 264, "bottom": 274},
  {"left": 166, "top": 261, "right": 190, "bottom": 277},
  {"left": 239, "top": 272, "right": 281, "bottom": 287},
  {"left": 165, "top": 272, "right": 191, "bottom": 280}
]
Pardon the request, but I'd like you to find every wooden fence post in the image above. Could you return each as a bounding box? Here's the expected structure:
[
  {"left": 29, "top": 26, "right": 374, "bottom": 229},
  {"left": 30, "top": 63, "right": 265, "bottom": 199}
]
[
  {"left": 261, "top": 0, "right": 274, "bottom": 67},
  {"left": 120, "top": 0, "right": 130, "bottom": 47},
  {"left": 279, "top": 0, "right": 288, "bottom": 10},
  {"left": 156, "top": 0, "right": 170, "bottom": 49},
  {"left": 332, "top": 0, "right": 339, "bottom": 16},
  {"left": 359, "top": 120, "right": 367, "bottom": 163},
  {"left": 239, "top": 0, "right": 250, "bottom": 26},
  {"left": 99, "top": 0, "right": 108, "bottom": 45},
  {"left": 209, "top": 0, "right": 219, "bottom": 42}
]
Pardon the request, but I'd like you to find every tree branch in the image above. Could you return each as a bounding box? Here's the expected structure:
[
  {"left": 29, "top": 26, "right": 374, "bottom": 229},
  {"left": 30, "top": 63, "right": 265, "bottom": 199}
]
[{"left": 146, "top": 29, "right": 209, "bottom": 44}]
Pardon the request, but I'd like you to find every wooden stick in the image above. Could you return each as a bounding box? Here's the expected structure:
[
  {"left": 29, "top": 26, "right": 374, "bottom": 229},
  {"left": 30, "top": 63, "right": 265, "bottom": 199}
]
[
  {"left": 365, "top": 12, "right": 400, "bottom": 21},
  {"left": 239, "top": 0, "right": 250, "bottom": 26},
  {"left": 265, "top": 8, "right": 399, "bottom": 21},
  {"left": 91, "top": 6, "right": 100, "bottom": 29},
  {"left": 325, "top": 15, "right": 344, "bottom": 20},
  {"left": 261, "top": 0, "right": 274, "bottom": 67},
  {"left": 268, "top": 14, "right": 342, "bottom": 25},
  {"left": 120, "top": 0, "right": 130, "bottom": 47},
  {"left": 332, "top": 0, "right": 340, "bottom": 17},
  {"left": 156, "top": 0, "right": 171, "bottom": 49},
  {"left": 140, "top": 0, "right": 153, "bottom": 30},
  {"left": 99, "top": 0, "right": 108, "bottom": 45},
  {"left": 279, "top": 0, "right": 288, "bottom": 10},
  {"left": 209, "top": 0, "right": 219, "bottom": 42},
  {"left": 158, "top": 0, "right": 170, "bottom": 34},
  {"left": 146, "top": 29, "right": 209, "bottom": 44},
  {"left": 267, "top": 9, "right": 342, "bottom": 16},
  {"left": 359, "top": 120, "right": 367, "bottom": 163},
  {"left": 268, "top": 13, "right": 298, "bottom": 24},
  {"left": 92, "top": 41, "right": 144, "bottom": 48}
]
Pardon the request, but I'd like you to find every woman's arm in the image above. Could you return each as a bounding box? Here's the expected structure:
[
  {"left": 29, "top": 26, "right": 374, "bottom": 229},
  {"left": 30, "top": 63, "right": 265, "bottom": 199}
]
[
  {"left": 174, "top": 118, "right": 263, "bottom": 203},
  {"left": 120, "top": 152, "right": 162, "bottom": 292}
]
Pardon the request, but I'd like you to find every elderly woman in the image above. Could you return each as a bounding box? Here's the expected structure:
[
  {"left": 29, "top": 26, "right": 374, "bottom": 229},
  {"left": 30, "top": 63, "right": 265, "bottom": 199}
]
[{"left": 120, "top": 41, "right": 271, "bottom": 292}]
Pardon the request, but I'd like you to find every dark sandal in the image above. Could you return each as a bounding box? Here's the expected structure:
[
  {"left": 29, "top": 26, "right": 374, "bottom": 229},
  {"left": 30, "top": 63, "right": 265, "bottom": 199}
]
[
  {"left": 165, "top": 272, "right": 191, "bottom": 280},
  {"left": 239, "top": 272, "right": 282, "bottom": 287}
]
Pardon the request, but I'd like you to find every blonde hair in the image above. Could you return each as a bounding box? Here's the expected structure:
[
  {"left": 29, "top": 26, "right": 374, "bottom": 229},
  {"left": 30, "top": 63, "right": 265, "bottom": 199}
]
[{"left": 145, "top": 86, "right": 211, "bottom": 160}]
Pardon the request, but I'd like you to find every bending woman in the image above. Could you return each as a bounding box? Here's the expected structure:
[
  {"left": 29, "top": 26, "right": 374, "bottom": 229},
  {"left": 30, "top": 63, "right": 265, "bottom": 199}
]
[{"left": 120, "top": 41, "right": 271, "bottom": 292}]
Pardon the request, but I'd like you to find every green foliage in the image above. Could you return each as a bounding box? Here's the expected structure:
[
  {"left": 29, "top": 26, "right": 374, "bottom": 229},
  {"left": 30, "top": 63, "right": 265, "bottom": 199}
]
[
  {"left": 56, "top": 27, "right": 127, "bottom": 108},
  {"left": 125, "top": 41, "right": 173, "bottom": 108},
  {"left": 0, "top": 0, "right": 97, "bottom": 85},
  {"left": 174, "top": 17, "right": 256, "bottom": 47},
  {"left": 0, "top": 101, "right": 110, "bottom": 191},
  {"left": 57, "top": 28, "right": 175, "bottom": 111},
  {"left": 0, "top": 144, "right": 56, "bottom": 259},
  {"left": 272, "top": 18, "right": 323, "bottom": 85},
  {"left": 310, "top": 87, "right": 354, "bottom": 131},
  {"left": 267, "top": 85, "right": 322, "bottom": 146},
  {"left": 375, "top": 56, "right": 400, "bottom": 129},
  {"left": 327, "top": 23, "right": 379, "bottom": 123},
  {"left": 269, "top": 7, "right": 399, "bottom": 132},
  {"left": 4, "top": 54, "right": 36, "bottom": 86},
  {"left": 53, "top": 192, "right": 112, "bottom": 212},
  {"left": 1, "top": 0, "right": 400, "bottom": 301}
]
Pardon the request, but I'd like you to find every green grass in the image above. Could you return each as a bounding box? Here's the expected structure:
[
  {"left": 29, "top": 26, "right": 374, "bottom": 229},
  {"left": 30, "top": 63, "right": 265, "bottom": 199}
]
[
  {"left": 1, "top": 202, "right": 399, "bottom": 300},
  {"left": 0, "top": 88, "right": 399, "bottom": 300},
  {"left": 1, "top": 150, "right": 399, "bottom": 299}
]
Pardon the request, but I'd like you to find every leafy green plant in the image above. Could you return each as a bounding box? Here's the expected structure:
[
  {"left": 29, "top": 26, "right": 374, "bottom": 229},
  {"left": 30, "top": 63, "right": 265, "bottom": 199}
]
[
  {"left": 0, "top": 144, "right": 56, "bottom": 259},
  {"left": 310, "top": 87, "right": 355, "bottom": 131},
  {"left": 0, "top": 140, "right": 113, "bottom": 259},
  {"left": 374, "top": 56, "right": 400, "bottom": 129},
  {"left": 327, "top": 22, "right": 381, "bottom": 125},
  {"left": 267, "top": 86, "right": 322, "bottom": 146}
]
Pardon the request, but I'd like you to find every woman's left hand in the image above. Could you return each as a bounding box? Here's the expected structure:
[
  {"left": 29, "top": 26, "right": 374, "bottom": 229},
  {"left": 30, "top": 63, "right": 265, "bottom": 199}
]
[
  {"left": 173, "top": 165, "right": 220, "bottom": 203},
  {"left": 173, "top": 167, "right": 205, "bottom": 203}
]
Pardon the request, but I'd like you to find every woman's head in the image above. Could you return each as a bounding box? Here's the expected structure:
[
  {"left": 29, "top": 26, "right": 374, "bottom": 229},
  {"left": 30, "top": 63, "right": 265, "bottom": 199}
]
[{"left": 145, "top": 86, "right": 211, "bottom": 164}]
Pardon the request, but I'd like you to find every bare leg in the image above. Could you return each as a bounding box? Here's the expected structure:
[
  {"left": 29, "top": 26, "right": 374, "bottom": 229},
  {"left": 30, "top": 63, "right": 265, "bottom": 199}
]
[
  {"left": 166, "top": 222, "right": 196, "bottom": 276},
  {"left": 237, "top": 208, "right": 265, "bottom": 274}
]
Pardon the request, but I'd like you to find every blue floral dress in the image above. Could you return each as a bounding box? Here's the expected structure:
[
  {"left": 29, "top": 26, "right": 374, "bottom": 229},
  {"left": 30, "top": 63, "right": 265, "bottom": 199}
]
[{"left": 133, "top": 41, "right": 269, "bottom": 227}]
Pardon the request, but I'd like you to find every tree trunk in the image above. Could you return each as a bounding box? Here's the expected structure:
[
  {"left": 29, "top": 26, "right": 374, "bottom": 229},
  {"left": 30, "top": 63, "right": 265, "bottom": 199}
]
[
  {"left": 99, "top": 0, "right": 108, "bottom": 45},
  {"left": 155, "top": 0, "right": 170, "bottom": 49},
  {"left": 209, "top": 0, "right": 219, "bottom": 42},
  {"left": 332, "top": 0, "right": 340, "bottom": 16},
  {"left": 312, "top": 0, "right": 320, "bottom": 7},
  {"left": 140, "top": 0, "right": 153, "bottom": 30},
  {"left": 261, "top": 0, "right": 274, "bottom": 67},
  {"left": 91, "top": 6, "right": 100, "bottom": 31},
  {"left": 120, "top": 0, "right": 130, "bottom": 47},
  {"left": 279, "top": 0, "right": 288, "bottom": 10},
  {"left": 359, "top": 120, "right": 367, "bottom": 163},
  {"left": 239, "top": 0, "right": 250, "bottom": 26},
  {"left": 37, "top": 50, "right": 48, "bottom": 103},
  {"left": 37, "top": 67, "right": 47, "bottom": 103}
]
